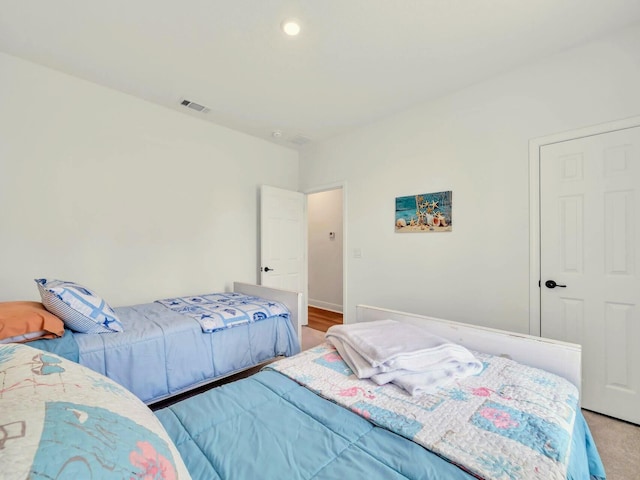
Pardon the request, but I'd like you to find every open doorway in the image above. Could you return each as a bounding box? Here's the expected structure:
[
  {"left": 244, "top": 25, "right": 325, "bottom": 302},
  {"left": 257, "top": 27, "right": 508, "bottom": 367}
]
[{"left": 307, "top": 187, "right": 344, "bottom": 333}]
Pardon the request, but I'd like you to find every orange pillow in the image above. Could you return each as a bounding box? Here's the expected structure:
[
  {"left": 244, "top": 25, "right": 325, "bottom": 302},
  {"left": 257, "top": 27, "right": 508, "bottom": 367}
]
[{"left": 0, "top": 301, "right": 65, "bottom": 344}]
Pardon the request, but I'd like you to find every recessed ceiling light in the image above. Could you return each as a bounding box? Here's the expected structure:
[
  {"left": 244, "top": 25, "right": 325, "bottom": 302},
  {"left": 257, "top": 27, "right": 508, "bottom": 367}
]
[
  {"left": 281, "top": 19, "right": 301, "bottom": 36},
  {"left": 271, "top": 130, "right": 283, "bottom": 138}
]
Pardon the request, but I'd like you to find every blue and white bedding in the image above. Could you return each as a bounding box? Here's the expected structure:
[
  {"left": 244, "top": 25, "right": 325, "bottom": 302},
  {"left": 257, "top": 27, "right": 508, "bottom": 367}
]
[
  {"left": 0, "top": 340, "right": 604, "bottom": 480},
  {"left": 0, "top": 343, "right": 191, "bottom": 479},
  {"left": 156, "top": 370, "right": 475, "bottom": 480},
  {"left": 156, "top": 368, "right": 605, "bottom": 480},
  {"left": 28, "top": 299, "right": 299, "bottom": 404},
  {"left": 80, "top": 302, "right": 298, "bottom": 404},
  {"left": 156, "top": 292, "right": 289, "bottom": 333},
  {"left": 268, "top": 343, "right": 605, "bottom": 480}
]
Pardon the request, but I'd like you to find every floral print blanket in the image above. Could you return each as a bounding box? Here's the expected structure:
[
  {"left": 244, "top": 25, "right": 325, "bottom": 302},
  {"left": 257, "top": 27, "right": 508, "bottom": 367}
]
[{"left": 267, "top": 342, "right": 579, "bottom": 480}]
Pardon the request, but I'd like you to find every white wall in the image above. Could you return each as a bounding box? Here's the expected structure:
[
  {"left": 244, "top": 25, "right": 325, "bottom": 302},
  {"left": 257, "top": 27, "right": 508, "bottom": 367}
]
[
  {"left": 299, "top": 23, "right": 640, "bottom": 333},
  {"left": 0, "top": 52, "right": 298, "bottom": 305},
  {"left": 308, "top": 189, "right": 343, "bottom": 311}
]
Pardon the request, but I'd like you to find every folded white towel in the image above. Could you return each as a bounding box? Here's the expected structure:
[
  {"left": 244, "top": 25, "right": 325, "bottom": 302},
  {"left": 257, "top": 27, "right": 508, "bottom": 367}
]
[
  {"left": 371, "top": 361, "right": 484, "bottom": 395},
  {"left": 326, "top": 319, "right": 479, "bottom": 372},
  {"left": 325, "top": 319, "right": 483, "bottom": 395},
  {"left": 329, "top": 336, "right": 387, "bottom": 378}
]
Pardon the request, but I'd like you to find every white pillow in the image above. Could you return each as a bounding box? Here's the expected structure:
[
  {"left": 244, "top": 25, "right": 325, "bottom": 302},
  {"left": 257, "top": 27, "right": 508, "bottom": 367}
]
[{"left": 35, "top": 278, "right": 123, "bottom": 333}]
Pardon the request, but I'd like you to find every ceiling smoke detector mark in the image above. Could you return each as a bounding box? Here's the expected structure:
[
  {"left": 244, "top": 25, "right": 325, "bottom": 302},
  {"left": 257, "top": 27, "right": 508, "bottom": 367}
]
[
  {"left": 289, "top": 134, "right": 311, "bottom": 146},
  {"left": 180, "top": 99, "right": 210, "bottom": 113}
]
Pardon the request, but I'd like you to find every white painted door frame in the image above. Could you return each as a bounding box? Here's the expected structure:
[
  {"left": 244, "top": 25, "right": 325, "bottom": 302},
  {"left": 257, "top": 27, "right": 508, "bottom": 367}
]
[
  {"left": 529, "top": 115, "right": 640, "bottom": 336},
  {"left": 304, "top": 181, "right": 348, "bottom": 323}
]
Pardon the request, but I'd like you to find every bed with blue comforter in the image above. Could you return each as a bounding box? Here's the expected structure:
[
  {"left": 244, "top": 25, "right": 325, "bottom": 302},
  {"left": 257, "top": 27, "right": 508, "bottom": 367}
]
[
  {"left": 155, "top": 343, "right": 606, "bottom": 480},
  {"left": 0, "top": 329, "right": 605, "bottom": 479},
  {"left": 28, "top": 292, "right": 300, "bottom": 404}
]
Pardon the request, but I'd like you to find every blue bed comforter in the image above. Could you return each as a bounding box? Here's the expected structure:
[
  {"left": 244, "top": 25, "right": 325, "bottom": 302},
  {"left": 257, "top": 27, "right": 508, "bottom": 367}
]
[
  {"left": 155, "top": 370, "right": 605, "bottom": 480},
  {"left": 28, "top": 302, "right": 299, "bottom": 404},
  {"left": 27, "top": 328, "right": 79, "bottom": 362},
  {"left": 156, "top": 370, "right": 475, "bottom": 480}
]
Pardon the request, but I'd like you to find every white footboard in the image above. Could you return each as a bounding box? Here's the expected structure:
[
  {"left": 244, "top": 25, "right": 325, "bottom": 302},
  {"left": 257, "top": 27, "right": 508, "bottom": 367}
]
[
  {"left": 233, "top": 282, "right": 302, "bottom": 345},
  {"left": 356, "top": 305, "right": 582, "bottom": 395}
]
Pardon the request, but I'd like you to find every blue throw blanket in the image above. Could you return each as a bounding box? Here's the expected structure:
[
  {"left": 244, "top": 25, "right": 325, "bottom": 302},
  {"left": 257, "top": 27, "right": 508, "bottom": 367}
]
[{"left": 156, "top": 292, "right": 289, "bottom": 333}]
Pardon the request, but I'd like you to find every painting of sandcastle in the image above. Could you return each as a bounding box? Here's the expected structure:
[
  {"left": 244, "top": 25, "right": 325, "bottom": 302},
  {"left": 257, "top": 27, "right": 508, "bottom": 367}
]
[{"left": 395, "top": 191, "right": 452, "bottom": 233}]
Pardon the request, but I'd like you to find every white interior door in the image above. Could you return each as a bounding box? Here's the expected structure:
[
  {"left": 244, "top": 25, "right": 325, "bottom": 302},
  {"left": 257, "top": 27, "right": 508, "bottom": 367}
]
[
  {"left": 260, "top": 185, "right": 307, "bottom": 325},
  {"left": 540, "top": 126, "right": 640, "bottom": 424}
]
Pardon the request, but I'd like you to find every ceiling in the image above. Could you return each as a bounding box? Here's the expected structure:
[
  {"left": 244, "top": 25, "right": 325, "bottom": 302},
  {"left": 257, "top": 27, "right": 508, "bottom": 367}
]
[{"left": 2, "top": 1, "right": 640, "bottom": 149}]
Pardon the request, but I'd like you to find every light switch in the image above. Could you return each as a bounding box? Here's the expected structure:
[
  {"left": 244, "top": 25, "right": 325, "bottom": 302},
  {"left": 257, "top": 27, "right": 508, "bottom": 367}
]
[{"left": 353, "top": 248, "right": 362, "bottom": 258}]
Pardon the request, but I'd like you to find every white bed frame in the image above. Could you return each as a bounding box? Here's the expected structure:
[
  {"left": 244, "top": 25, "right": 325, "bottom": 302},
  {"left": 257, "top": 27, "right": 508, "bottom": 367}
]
[
  {"left": 356, "top": 305, "right": 582, "bottom": 395},
  {"left": 234, "top": 282, "right": 302, "bottom": 345}
]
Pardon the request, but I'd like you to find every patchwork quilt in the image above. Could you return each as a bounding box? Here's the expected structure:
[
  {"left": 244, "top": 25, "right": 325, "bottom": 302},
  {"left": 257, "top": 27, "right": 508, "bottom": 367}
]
[
  {"left": 267, "top": 342, "right": 580, "bottom": 480},
  {"left": 156, "top": 292, "right": 289, "bottom": 333},
  {"left": 0, "top": 343, "right": 190, "bottom": 479}
]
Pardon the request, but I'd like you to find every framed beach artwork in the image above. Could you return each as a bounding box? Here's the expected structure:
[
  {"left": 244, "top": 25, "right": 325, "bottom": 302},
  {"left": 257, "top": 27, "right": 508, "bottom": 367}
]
[{"left": 395, "top": 190, "right": 452, "bottom": 233}]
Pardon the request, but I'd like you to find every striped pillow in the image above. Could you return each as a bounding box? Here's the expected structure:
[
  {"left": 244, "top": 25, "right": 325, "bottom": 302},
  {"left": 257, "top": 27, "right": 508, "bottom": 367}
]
[{"left": 35, "top": 279, "right": 123, "bottom": 333}]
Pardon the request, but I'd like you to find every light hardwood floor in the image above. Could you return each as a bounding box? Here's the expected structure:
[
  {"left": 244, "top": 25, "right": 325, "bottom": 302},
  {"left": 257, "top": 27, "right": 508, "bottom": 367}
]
[{"left": 307, "top": 306, "right": 342, "bottom": 332}]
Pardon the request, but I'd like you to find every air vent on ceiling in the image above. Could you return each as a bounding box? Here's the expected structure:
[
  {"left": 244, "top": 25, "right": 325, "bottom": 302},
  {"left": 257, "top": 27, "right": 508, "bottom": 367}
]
[
  {"left": 180, "top": 99, "right": 210, "bottom": 113},
  {"left": 289, "top": 134, "right": 311, "bottom": 146}
]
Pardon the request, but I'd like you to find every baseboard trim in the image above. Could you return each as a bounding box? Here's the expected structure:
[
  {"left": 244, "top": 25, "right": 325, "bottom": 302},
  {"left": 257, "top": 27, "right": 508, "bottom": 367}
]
[{"left": 308, "top": 300, "right": 343, "bottom": 314}]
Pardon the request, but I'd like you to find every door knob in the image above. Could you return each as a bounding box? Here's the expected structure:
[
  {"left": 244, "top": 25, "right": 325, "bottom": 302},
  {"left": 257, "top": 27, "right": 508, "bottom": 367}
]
[
  {"left": 262, "top": 267, "right": 274, "bottom": 272},
  {"left": 545, "top": 280, "right": 566, "bottom": 289}
]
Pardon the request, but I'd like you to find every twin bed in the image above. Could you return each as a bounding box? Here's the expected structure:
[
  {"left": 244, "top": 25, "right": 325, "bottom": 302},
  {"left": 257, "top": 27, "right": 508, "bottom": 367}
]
[
  {"left": 25, "top": 282, "right": 302, "bottom": 404},
  {"left": 0, "top": 304, "right": 605, "bottom": 479}
]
